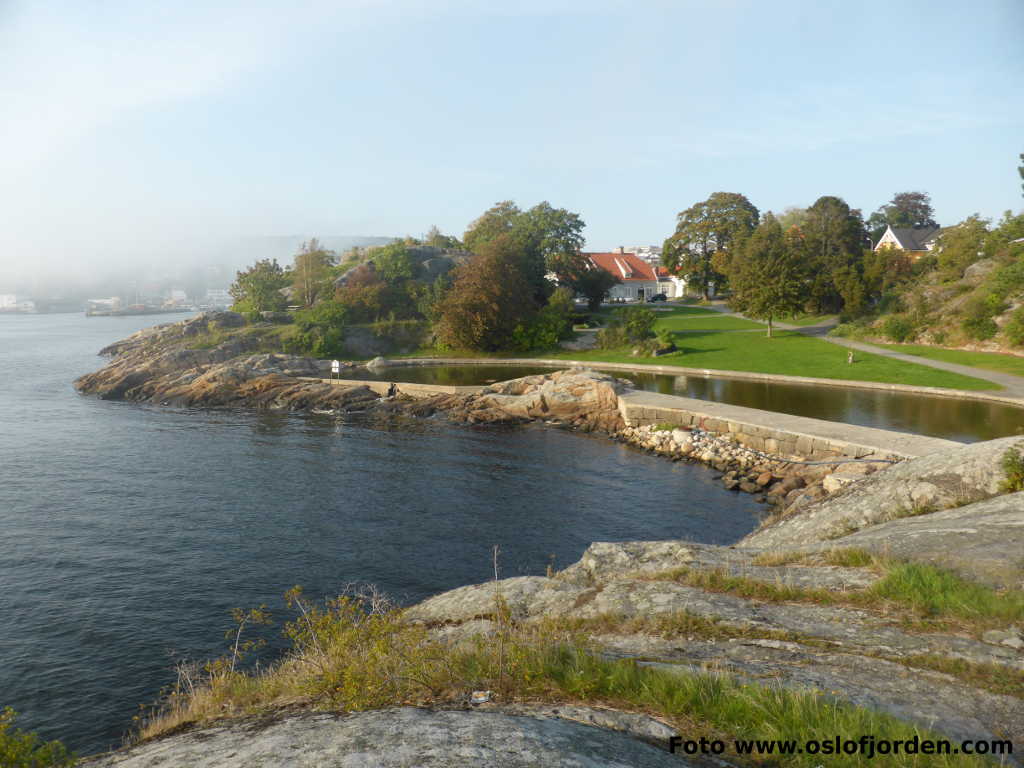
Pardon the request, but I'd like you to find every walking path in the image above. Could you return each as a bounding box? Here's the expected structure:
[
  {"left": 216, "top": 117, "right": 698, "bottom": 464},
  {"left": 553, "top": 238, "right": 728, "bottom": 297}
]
[{"left": 703, "top": 301, "right": 1024, "bottom": 398}]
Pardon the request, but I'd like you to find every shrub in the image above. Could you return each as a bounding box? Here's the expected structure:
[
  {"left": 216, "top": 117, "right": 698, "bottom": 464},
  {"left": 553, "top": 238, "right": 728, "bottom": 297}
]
[
  {"left": 1003, "top": 306, "right": 1024, "bottom": 347},
  {"left": 961, "top": 297, "right": 999, "bottom": 341},
  {"left": 595, "top": 306, "right": 657, "bottom": 349},
  {"left": 987, "top": 260, "right": 1024, "bottom": 300},
  {"left": 284, "top": 300, "right": 347, "bottom": 357},
  {"left": 0, "top": 708, "right": 75, "bottom": 768},
  {"left": 1001, "top": 449, "right": 1024, "bottom": 493},
  {"left": 881, "top": 315, "right": 915, "bottom": 342}
]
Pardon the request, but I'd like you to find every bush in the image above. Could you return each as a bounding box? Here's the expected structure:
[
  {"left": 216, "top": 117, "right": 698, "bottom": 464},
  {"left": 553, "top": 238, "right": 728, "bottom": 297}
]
[
  {"left": 595, "top": 306, "right": 657, "bottom": 349},
  {"left": 881, "top": 315, "right": 915, "bottom": 342},
  {"left": 284, "top": 300, "right": 347, "bottom": 357},
  {"left": 1003, "top": 306, "right": 1024, "bottom": 347},
  {"left": 961, "top": 297, "right": 999, "bottom": 341},
  {"left": 1002, "top": 449, "right": 1024, "bottom": 493},
  {"left": 0, "top": 708, "right": 75, "bottom": 768},
  {"left": 987, "top": 260, "right": 1024, "bottom": 300}
]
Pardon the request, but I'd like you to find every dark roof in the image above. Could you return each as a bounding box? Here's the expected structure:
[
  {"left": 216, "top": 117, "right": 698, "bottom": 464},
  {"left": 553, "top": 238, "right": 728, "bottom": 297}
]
[{"left": 884, "top": 225, "right": 941, "bottom": 251}]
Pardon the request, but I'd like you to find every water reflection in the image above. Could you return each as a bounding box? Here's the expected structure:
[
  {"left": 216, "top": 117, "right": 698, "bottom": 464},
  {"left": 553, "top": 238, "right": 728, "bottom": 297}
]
[{"left": 345, "top": 364, "right": 1024, "bottom": 443}]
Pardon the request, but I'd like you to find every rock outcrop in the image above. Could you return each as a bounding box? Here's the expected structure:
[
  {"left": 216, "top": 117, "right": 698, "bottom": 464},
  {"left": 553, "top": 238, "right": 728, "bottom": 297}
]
[
  {"left": 740, "top": 436, "right": 1024, "bottom": 549},
  {"left": 75, "top": 316, "right": 631, "bottom": 431},
  {"left": 797, "top": 491, "right": 1024, "bottom": 588},
  {"left": 82, "top": 707, "right": 695, "bottom": 767},
  {"left": 405, "top": 540, "right": 1024, "bottom": 751}
]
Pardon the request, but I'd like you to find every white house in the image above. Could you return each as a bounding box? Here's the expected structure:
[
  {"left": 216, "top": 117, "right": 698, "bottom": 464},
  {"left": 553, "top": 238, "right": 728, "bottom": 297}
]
[
  {"left": 874, "top": 225, "right": 941, "bottom": 258},
  {"left": 586, "top": 252, "right": 660, "bottom": 301}
]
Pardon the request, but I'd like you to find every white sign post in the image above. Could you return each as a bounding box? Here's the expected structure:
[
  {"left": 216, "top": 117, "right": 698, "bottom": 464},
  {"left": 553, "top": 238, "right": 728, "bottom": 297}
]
[{"left": 331, "top": 360, "right": 340, "bottom": 380}]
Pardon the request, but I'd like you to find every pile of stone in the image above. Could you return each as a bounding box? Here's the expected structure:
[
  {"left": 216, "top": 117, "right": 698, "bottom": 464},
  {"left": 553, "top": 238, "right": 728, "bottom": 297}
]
[{"left": 614, "top": 423, "right": 885, "bottom": 510}]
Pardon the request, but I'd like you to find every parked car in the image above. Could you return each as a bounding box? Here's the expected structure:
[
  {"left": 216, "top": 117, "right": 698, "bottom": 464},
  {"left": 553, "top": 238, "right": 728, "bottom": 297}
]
[{"left": 647, "top": 293, "right": 667, "bottom": 302}]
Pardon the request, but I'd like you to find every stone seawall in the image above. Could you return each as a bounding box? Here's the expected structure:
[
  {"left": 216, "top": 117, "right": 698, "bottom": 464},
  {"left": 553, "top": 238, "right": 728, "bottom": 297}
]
[{"left": 617, "top": 389, "right": 959, "bottom": 461}]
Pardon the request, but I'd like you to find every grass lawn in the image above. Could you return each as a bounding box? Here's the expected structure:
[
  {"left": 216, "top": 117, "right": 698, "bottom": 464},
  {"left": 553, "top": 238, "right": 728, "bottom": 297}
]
[
  {"left": 545, "top": 329, "right": 1001, "bottom": 390},
  {"left": 782, "top": 313, "right": 838, "bottom": 327},
  {"left": 876, "top": 343, "right": 1024, "bottom": 378},
  {"left": 596, "top": 305, "right": 765, "bottom": 331}
]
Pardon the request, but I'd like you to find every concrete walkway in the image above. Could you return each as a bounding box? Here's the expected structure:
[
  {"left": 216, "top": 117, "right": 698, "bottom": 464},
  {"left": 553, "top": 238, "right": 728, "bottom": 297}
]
[{"left": 703, "top": 301, "right": 1024, "bottom": 398}]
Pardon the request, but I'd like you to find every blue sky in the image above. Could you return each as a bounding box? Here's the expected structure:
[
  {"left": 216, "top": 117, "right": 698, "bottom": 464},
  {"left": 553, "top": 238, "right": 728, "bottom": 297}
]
[{"left": 1, "top": 0, "right": 1022, "bottom": 282}]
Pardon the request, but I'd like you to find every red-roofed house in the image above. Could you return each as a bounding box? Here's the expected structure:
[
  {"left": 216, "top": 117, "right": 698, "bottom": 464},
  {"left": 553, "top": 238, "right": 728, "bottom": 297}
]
[
  {"left": 585, "top": 252, "right": 660, "bottom": 301},
  {"left": 655, "top": 266, "right": 690, "bottom": 298}
]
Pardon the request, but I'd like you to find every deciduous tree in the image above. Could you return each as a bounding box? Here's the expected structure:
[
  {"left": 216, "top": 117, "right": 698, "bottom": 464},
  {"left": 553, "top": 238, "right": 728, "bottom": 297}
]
[
  {"left": 662, "top": 192, "right": 759, "bottom": 299},
  {"left": 729, "top": 214, "right": 808, "bottom": 337},
  {"left": 230, "top": 259, "right": 289, "bottom": 315},
  {"left": 292, "top": 238, "right": 335, "bottom": 307},
  {"left": 435, "top": 235, "right": 536, "bottom": 351},
  {"left": 463, "top": 200, "right": 585, "bottom": 304},
  {"left": 802, "top": 196, "right": 867, "bottom": 313},
  {"left": 868, "top": 191, "right": 937, "bottom": 243}
]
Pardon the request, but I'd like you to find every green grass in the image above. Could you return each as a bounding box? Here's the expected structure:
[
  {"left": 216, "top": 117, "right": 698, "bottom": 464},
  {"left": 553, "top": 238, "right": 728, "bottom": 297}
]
[
  {"left": 869, "top": 562, "right": 1024, "bottom": 624},
  {"left": 654, "top": 309, "right": 765, "bottom": 331},
  {"left": 642, "top": 561, "right": 1024, "bottom": 635},
  {"left": 544, "top": 329, "right": 1001, "bottom": 390},
  {"left": 782, "top": 313, "right": 838, "bottom": 327},
  {"left": 876, "top": 343, "right": 1024, "bottom": 378},
  {"left": 139, "top": 589, "right": 1000, "bottom": 768}
]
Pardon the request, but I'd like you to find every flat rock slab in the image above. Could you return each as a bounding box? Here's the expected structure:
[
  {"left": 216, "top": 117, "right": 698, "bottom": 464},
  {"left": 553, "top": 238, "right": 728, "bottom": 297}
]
[
  {"left": 798, "top": 492, "right": 1024, "bottom": 589},
  {"left": 557, "top": 540, "right": 877, "bottom": 590},
  {"left": 597, "top": 635, "right": 1024, "bottom": 749},
  {"left": 742, "top": 437, "right": 1024, "bottom": 548},
  {"left": 83, "top": 708, "right": 702, "bottom": 768}
]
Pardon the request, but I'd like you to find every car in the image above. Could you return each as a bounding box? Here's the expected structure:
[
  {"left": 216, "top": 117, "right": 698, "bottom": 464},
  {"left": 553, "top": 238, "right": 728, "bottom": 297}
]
[{"left": 647, "top": 293, "right": 667, "bottom": 302}]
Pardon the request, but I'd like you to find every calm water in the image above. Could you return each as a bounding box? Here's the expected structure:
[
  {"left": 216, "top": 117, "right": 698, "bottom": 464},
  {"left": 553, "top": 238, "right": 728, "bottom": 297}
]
[
  {"left": 0, "top": 314, "right": 761, "bottom": 756},
  {"left": 346, "top": 365, "right": 1024, "bottom": 443}
]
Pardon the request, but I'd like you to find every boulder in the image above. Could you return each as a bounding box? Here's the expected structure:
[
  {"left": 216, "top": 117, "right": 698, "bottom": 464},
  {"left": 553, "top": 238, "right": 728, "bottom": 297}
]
[{"left": 450, "top": 369, "right": 627, "bottom": 431}]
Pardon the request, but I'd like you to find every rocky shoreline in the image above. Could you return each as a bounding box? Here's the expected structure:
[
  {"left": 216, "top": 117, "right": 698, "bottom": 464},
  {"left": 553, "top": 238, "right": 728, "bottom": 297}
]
[
  {"left": 74, "top": 312, "right": 1024, "bottom": 766},
  {"left": 74, "top": 312, "right": 895, "bottom": 519}
]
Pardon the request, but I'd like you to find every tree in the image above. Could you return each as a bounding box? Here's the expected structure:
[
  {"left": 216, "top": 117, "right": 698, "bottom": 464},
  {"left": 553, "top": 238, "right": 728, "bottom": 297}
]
[
  {"left": 292, "top": 238, "right": 334, "bottom": 307},
  {"left": 1019, "top": 153, "right": 1023, "bottom": 198},
  {"left": 371, "top": 242, "right": 417, "bottom": 282},
  {"left": 802, "top": 196, "right": 868, "bottom": 313},
  {"left": 463, "top": 200, "right": 585, "bottom": 305},
  {"left": 572, "top": 267, "right": 621, "bottom": 310},
  {"left": 423, "top": 225, "right": 461, "bottom": 249},
  {"left": 662, "top": 192, "right": 759, "bottom": 299},
  {"left": 230, "top": 259, "right": 289, "bottom": 315},
  {"left": 729, "top": 214, "right": 808, "bottom": 337},
  {"left": 868, "top": 191, "right": 937, "bottom": 243},
  {"left": 435, "top": 234, "right": 536, "bottom": 351},
  {"left": 934, "top": 215, "right": 990, "bottom": 276}
]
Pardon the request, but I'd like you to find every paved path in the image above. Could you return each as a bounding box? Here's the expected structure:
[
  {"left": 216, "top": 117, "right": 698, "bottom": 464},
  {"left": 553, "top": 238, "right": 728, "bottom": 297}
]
[{"left": 702, "top": 301, "right": 1024, "bottom": 398}]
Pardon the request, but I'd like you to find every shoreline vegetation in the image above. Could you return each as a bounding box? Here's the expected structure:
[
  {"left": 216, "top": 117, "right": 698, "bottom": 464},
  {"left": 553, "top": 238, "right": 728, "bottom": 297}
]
[{"left": 184, "top": 305, "right": 1003, "bottom": 392}]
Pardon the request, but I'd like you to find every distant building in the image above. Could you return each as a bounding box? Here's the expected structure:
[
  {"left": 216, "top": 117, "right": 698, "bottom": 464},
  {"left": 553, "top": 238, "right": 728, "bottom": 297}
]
[
  {"left": 585, "top": 252, "right": 660, "bottom": 301},
  {"left": 87, "top": 297, "right": 122, "bottom": 310},
  {"left": 612, "top": 245, "right": 662, "bottom": 267},
  {"left": 167, "top": 289, "right": 188, "bottom": 305},
  {"left": 0, "top": 294, "right": 36, "bottom": 312},
  {"left": 655, "top": 267, "right": 692, "bottom": 298},
  {"left": 205, "top": 289, "right": 232, "bottom": 308},
  {"left": 873, "top": 225, "right": 941, "bottom": 258}
]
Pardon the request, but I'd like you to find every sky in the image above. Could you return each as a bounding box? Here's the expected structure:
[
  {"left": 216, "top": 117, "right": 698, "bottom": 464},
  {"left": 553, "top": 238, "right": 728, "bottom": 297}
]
[{"left": 1, "top": 0, "right": 1022, "bottom": 287}]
